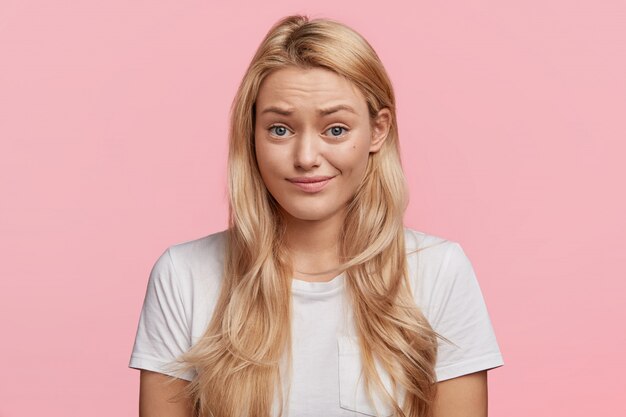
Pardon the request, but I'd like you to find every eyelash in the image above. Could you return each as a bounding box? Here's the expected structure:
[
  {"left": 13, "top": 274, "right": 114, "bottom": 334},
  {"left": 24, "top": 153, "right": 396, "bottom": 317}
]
[{"left": 268, "top": 124, "right": 349, "bottom": 139}]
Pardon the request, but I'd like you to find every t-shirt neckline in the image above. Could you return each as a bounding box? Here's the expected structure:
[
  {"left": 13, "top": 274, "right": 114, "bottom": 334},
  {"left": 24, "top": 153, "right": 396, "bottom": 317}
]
[{"left": 291, "top": 271, "right": 346, "bottom": 294}]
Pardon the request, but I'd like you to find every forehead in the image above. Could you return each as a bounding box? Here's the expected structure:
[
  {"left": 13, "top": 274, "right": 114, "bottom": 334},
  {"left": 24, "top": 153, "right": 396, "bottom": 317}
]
[{"left": 256, "top": 66, "right": 368, "bottom": 112}]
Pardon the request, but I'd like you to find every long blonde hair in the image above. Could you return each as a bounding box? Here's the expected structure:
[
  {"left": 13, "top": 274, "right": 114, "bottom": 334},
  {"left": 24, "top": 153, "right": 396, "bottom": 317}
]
[{"left": 168, "top": 14, "right": 442, "bottom": 417}]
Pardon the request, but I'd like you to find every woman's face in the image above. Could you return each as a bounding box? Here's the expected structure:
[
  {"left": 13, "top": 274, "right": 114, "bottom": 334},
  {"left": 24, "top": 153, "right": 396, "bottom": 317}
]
[{"left": 254, "top": 66, "right": 390, "bottom": 223}]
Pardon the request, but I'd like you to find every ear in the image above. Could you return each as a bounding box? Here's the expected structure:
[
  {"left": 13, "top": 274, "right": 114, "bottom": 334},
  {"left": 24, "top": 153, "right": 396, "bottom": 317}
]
[{"left": 369, "top": 108, "right": 392, "bottom": 153}]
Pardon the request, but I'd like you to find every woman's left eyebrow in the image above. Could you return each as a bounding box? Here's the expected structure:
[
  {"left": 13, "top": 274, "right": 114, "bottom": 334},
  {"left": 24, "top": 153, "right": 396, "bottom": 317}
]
[{"left": 318, "top": 104, "right": 357, "bottom": 116}]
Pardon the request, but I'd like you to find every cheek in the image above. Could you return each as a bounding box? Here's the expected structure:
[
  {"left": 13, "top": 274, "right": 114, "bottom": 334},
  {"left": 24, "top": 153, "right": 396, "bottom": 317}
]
[
  {"left": 255, "top": 145, "right": 286, "bottom": 188},
  {"left": 255, "top": 140, "right": 271, "bottom": 170},
  {"left": 333, "top": 143, "right": 370, "bottom": 176},
  {"left": 254, "top": 145, "right": 270, "bottom": 185}
]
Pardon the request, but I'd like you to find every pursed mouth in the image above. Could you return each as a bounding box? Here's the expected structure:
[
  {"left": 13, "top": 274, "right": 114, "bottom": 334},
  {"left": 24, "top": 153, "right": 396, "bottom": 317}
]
[
  {"left": 287, "top": 176, "right": 335, "bottom": 193},
  {"left": 287, "top": 176, "right": 336, "bottom": 184}
]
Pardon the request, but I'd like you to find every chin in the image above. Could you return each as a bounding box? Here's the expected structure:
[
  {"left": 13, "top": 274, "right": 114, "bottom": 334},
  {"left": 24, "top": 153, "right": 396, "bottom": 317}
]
[{"left": 281, "top": 205, "right": 336, "bottom": 222}]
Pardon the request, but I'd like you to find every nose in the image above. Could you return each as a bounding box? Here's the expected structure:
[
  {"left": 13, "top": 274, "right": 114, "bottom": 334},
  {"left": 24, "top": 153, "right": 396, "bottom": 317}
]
[{"left": 293, "top": 129, "right": 321, "bottom": 170}]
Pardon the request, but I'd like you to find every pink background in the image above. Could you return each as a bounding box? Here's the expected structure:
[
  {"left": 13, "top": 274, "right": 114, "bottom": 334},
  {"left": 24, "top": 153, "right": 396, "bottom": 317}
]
[{"left": 1, "top": 1, "right": 624, "bottom": 416}]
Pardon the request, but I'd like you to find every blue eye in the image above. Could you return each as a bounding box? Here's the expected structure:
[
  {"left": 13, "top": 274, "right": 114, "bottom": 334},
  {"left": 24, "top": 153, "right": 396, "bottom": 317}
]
[
  {"left": 269, "top": 125, "right": 289, "bottom": 137},
  {"left": 325, "top": 126, "right": 349, "bottom": 138}
]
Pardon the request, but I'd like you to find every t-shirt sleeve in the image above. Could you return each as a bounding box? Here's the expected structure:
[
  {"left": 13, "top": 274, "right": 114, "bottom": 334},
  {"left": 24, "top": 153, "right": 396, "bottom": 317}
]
[
  {"left": 128, "top": 248, "right": 195, "bottom": 381},
  {"left": 429, "top": 242, "right": 504, "bottom": 382}
]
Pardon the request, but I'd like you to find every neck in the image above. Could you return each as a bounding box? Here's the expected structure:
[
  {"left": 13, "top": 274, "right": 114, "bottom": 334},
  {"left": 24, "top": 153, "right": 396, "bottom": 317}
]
[{"left": 281, "top": 207, "right": 346, "bottom": 278}]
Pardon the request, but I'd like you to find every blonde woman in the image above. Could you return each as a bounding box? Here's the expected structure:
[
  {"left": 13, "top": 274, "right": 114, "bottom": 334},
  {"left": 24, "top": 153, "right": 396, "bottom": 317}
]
[{"left": 129, "top": 14, "right": 504, "bottom": 417}]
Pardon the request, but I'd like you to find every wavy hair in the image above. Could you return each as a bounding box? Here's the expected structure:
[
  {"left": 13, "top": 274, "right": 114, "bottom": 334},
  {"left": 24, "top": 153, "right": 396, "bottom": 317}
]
[{"left": 167, "top": 14, "right": 444, "bottom": 417}]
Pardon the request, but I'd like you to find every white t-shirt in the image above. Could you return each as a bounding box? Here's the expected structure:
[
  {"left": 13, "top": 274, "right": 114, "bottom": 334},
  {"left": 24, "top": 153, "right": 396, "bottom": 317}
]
[{"left": 128, "top": 227, "right": 504, "bottom": 416}]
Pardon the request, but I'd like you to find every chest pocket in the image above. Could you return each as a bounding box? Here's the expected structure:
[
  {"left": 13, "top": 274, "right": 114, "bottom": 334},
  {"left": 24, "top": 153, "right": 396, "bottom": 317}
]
[{"left": 337, "top": 335, "right": 400, "bottom": 417}]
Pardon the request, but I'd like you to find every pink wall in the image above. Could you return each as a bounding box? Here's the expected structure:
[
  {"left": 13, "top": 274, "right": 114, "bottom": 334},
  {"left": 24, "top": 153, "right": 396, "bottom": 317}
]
[{"left": 1, "top": 1, "right": 624, "bottom": 416}]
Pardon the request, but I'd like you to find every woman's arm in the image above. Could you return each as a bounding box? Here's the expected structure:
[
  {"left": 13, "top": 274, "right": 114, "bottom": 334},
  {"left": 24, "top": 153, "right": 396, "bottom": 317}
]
[
  {"left": 139, "top": 370, "right": 194, "bottom": 417},
  {"left": 433, "top": 370, "right": 488, "bottom": 417}
]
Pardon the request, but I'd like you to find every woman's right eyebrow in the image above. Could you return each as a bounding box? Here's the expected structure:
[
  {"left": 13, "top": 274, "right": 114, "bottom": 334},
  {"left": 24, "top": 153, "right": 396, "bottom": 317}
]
[{"left": 260, "top": 106, "right": 294, "bottom": 116}]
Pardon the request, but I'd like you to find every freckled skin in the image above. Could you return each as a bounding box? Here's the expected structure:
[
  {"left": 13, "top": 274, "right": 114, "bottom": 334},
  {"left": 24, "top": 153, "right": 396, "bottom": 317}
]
[{"left": 254, "top": 66, "right": 388, "bottom": 224}]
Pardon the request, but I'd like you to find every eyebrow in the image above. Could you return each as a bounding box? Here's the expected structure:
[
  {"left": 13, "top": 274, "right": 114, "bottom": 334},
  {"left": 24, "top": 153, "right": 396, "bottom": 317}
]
[{"left": 260, "top": 104, "right": 357, "bottom": 116}]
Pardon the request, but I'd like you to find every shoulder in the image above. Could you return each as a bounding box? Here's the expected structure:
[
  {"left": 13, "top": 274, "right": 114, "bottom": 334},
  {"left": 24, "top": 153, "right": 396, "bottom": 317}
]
[
  {"left": 403, "top": 228, "right": 504, "bottom": 381},
  {"left": 166, "top": 229, "right": 228, "bottom": 269},
  {"left": 159, "top": 229, "right": 229, "bottom": 293},
  {"left": 402, "top": 226, "right": 472, "bottom": 303},
  {"left": 403, "top": 226, "right": 461, "bottom": 269},
  {"left": 155, "top": 229, "right": 229, "bottom": 342}
]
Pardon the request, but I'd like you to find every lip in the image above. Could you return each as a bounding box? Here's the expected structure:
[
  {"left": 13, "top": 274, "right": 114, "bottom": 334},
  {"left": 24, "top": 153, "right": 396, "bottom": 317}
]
[{"left": 287, "top": 176, "right": 335, "bottom": 193}]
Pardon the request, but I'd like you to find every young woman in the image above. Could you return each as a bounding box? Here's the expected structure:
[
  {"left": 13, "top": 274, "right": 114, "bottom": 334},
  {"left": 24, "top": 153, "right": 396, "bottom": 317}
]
[{"left": 129, "top": 15, "right": 504, "bottom": 417}]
